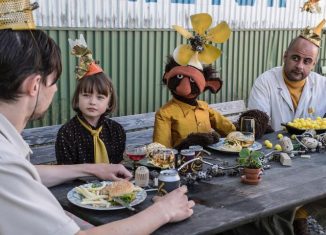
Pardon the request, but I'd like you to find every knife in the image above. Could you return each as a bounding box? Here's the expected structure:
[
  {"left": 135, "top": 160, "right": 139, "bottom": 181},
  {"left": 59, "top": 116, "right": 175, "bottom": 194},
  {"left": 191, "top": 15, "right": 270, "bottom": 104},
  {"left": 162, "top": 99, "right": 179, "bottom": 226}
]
[{"left": 112, "top": 197, "right": 136, "bottom": 211}]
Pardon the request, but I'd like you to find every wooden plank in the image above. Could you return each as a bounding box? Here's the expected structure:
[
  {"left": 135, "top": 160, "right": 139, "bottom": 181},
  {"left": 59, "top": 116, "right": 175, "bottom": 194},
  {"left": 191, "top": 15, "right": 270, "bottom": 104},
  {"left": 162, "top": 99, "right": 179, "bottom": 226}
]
[
  {"left": 111, "top": 112, "right": 155, "bottom": 132},
  {"left": 23, "top": 100, "right": 245, "bottom": 148},
  {"left": 30, "top": 145, "right": 56, "bottom": 165},
  {"left": 209, "top": 100, "right": 247, "bottom": 116},
  {"left": 126, "top": 128, "right": 153, "bottom": 145},
  {"left": 22, "top": 125, "right": 61, "bottom": 146}
]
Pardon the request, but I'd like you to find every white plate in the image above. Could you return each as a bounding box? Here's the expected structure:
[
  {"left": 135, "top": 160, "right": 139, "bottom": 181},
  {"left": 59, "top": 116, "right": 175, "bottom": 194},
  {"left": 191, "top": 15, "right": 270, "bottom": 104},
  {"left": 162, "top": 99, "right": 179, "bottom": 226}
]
[
  {"left": 67, "top": 181, "right": 147, "bottom": 210},
  {"left": 207, "top": 138, "right": 262, "bottom": 153}
]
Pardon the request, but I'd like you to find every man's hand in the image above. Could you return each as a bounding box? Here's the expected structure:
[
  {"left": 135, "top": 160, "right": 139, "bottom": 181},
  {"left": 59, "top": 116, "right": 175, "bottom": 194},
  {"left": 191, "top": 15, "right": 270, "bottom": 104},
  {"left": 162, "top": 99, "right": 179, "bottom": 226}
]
[
  {"left": 91, "top": 164, "right": 132, "bottom": 181},
  {"left": 153, "top": 186, "right": 195, "bottom": 223}
]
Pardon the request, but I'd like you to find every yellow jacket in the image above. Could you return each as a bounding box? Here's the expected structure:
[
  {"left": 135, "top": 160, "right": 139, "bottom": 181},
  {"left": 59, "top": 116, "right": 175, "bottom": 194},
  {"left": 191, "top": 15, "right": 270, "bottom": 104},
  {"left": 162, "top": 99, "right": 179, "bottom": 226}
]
[{"left": 153, "top": 98, "right": 236, "bottom": 148}]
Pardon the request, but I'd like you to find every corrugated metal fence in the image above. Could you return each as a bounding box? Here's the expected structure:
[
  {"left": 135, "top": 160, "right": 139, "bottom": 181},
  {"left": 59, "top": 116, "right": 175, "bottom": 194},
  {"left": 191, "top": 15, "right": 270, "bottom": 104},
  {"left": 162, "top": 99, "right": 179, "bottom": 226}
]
[
  {"left": 27, "top": 28, "right": 326, "bottom": 128},
  {"left": 34, "top": 0, "right": 324, "bottom": 30}
]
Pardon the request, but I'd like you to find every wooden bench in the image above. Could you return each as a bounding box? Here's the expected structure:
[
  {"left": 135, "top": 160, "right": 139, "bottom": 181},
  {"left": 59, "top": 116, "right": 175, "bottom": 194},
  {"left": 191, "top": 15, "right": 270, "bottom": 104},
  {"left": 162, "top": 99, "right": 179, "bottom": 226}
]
[{"left": 22, "top": 100, "right": 246, "bottom": 165}]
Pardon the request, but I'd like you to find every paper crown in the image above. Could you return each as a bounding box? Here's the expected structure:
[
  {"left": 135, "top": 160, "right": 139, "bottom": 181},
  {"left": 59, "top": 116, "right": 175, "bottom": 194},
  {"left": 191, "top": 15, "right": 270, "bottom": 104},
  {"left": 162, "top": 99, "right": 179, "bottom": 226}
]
[
  {"left": 68, "top": 34, "right": 103, "bottom": 80},
  {"left": 0, "top": 0, "right": 39, "bottom": 30},
  {"left": 172, "top": 13, "right": 231, "bottom": 70},
  {"left": 300, "top": 19, "right": 326, "bottom": 47}
]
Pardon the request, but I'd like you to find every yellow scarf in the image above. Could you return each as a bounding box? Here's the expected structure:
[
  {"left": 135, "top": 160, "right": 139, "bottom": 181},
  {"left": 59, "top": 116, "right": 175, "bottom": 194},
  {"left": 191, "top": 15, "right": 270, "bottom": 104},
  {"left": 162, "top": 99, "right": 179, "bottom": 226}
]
[
  {"left": 77, "top": 116, "right": 109, "bottom": 163},
  {"left": 282, "top": 70, "right": 306, "bottom": 110}
]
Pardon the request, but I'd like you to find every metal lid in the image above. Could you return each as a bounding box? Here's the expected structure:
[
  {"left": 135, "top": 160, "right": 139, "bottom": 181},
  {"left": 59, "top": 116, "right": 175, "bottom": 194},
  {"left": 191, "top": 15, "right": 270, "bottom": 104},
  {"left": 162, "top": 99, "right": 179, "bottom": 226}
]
[
  {"left": 180, "top": 149, "right": 195, "bottom": 156},
  {"left": 189, "top": 145, "right": 203, "bottom": 151},
  {"left": 159, "top": 169, "right": 180, "bottom": 181}
]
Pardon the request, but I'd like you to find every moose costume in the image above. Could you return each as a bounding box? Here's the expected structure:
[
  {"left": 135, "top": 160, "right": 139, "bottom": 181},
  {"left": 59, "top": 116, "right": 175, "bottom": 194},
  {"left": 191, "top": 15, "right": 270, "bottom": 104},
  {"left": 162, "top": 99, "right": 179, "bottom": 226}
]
[{"left": 153, "top": 13, "right": 235, "bottom": 150}]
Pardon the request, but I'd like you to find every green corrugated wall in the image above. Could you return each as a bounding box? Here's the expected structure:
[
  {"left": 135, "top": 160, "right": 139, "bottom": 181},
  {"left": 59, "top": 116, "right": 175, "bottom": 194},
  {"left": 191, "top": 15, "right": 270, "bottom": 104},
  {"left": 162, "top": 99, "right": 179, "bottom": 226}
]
[{"left": 26, "top": 28, "right": 326, "bottom": 128}]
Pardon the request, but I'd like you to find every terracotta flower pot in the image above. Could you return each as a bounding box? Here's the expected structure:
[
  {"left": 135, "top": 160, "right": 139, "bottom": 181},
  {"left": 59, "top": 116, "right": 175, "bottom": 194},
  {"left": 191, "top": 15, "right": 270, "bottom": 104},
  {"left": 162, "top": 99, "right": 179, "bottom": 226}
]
[{"left": 241, "top": 168, "right": 262, "bottom": 185}]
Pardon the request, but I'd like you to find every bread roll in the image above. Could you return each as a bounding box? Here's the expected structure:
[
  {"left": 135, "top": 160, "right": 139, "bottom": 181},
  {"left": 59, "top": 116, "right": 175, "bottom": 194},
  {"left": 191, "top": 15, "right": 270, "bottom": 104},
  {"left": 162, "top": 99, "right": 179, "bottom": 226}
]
[{"left": 100, "top": 180, "right": 134, "bottom": 197}]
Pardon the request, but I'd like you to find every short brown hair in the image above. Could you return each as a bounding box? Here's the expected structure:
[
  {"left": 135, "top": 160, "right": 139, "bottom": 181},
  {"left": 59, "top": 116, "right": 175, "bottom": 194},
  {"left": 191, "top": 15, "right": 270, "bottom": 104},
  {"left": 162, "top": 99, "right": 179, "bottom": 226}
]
[
  {"left": 72, "top": 72, "right": 117, "bottom": 114},
  {"left": 0, "top": 29, "right": 61, "bottom": 101}
]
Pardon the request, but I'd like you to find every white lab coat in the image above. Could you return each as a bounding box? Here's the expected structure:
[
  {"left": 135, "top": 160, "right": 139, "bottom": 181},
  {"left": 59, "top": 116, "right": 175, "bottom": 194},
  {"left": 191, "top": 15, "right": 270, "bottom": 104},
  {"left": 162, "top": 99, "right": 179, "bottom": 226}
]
[{"left": 248, "top": 66, "right": 326, "bottom": 131}]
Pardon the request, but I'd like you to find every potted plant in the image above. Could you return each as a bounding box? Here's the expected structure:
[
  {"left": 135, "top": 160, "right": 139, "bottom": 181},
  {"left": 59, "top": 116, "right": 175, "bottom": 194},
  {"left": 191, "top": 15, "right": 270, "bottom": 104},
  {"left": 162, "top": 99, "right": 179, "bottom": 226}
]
[{"left": 238, "top": 148, "right": 263, "bottom": 185}]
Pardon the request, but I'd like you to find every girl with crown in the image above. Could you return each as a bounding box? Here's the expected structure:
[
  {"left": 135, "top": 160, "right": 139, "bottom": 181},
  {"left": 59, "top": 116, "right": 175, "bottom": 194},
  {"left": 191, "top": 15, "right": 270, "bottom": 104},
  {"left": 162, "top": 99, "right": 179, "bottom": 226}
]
[{"left": 56, "top": 35, "right": 125, "bottom": 164}]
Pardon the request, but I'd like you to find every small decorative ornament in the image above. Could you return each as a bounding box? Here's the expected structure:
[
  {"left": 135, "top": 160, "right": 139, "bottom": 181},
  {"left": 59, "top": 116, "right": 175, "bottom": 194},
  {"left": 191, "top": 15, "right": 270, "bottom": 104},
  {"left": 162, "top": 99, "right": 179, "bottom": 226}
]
[
  {"left": 207, "top": 164, "right": 225, "bottom": 177},
  {"left": 227, "top": 168, "right": 240, "bottom": 177},
  {"left": 308, "top": 107, "right": 315, "bottom": 114},
  {"left": 318, "top": 134, "right": 326, "bottom": 146},
  {"left": 197, "top": 171, "right": 211, "bottom": 180},
  {"left": 302, "top": 129, "right": 317, "bottom": 138},
  {"left": 263, "top": 164, "right": 271, "bottom": 170},
  {"left": 182, "top": 173, "right": 197, "bottom": 185},
  {"left": 279, "top": 136, "right": 294, "bottom": 153},
  {"left": 68, "top": 34, "right": 103, "bottom": 80},
  {"left": 301, "top": 137, "right": 319, "bottom": 150},
  {"left": 301, "top": 0, "right": 321, "bottom": 13},
  {"left": 135, "top": 166, "right": 149, "bottom": 187}
]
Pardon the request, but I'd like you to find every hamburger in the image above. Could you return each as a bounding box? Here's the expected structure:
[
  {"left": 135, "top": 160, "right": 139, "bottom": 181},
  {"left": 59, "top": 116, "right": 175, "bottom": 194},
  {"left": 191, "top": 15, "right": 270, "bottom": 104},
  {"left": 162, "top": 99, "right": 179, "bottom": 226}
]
[
  {"left": 100, "top": 180, "right": 137, "bottom": 203},
  {"left": 226, "top": 131, "right": 245, "bottom": 142},
  {"left": 220, "top": 131, "right": 243, "bottom": 152}
]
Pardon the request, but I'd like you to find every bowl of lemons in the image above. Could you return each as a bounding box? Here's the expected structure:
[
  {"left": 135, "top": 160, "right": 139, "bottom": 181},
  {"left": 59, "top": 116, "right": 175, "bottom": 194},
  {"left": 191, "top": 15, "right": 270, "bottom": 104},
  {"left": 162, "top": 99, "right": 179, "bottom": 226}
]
[{"left": 282, "top": 117, "right": 326, "bottom": 135}]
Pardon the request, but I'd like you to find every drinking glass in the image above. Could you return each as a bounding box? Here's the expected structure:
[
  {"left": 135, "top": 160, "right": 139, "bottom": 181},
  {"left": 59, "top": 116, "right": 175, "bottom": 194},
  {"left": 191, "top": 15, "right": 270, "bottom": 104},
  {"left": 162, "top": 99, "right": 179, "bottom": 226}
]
[
  {"left": 125, "top": 144, "right": 147, "bottom": 176},
  {"left": 240, "top": 117, "right": 255, "bottom": 148}
]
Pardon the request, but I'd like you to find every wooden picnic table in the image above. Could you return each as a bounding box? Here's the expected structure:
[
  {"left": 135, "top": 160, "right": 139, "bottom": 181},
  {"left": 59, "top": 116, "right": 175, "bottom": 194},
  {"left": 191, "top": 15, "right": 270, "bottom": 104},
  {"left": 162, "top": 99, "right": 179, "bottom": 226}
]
[{"left": 49, "top": 131, "right": 326, "bottom": 235}]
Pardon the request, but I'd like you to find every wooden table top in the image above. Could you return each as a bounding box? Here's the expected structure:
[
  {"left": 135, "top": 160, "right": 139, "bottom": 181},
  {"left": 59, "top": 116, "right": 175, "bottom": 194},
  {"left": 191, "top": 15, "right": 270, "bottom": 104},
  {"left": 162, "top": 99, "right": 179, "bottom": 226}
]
[{"left": 49, "top": 131, "right": 326, "bottom": 235}]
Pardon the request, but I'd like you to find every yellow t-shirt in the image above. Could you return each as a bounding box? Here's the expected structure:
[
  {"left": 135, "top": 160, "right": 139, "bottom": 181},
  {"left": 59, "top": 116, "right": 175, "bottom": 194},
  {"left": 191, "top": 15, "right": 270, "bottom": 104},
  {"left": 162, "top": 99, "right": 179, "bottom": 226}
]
[{"left": 153, "top": 98, "right": 236, "bottom": 148}]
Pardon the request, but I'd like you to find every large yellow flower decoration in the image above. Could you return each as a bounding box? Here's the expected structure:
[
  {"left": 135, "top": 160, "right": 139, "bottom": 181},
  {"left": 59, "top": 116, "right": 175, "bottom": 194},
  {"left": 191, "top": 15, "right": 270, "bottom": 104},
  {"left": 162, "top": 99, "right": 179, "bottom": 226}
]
[{"left": 172, "top": 13, "right": 231, "bottom": 66}]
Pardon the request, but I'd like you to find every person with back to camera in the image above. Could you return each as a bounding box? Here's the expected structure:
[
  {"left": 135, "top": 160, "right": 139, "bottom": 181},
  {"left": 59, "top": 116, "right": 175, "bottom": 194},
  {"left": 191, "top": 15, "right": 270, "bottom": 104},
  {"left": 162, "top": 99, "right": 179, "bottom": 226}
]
[
  {"left": 56, "top": 35, "right": 125, "bottom": 165},
  {"left": 0, "top": 1, "right": 194, "bottom": 234}
]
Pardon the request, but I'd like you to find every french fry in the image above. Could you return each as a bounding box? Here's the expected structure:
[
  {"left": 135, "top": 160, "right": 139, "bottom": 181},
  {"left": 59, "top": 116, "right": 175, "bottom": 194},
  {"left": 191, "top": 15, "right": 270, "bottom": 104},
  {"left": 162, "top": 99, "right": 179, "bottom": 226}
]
[
  {"left": 75, "top": 185, "right": 112, "bottom": 207},
  {"left": 81, "top": 199, "right": 109, "bottom": 205},
  {"left": 87, "top": 185, "right": 106, "bottom": 192},
  {"left": 75, "top": 187, "right": 96, "bottom": 199}
]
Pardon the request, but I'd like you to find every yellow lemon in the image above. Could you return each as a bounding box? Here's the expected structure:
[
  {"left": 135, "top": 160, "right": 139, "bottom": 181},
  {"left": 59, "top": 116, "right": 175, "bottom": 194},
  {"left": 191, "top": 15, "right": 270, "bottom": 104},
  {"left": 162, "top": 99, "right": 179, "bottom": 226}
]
[
  {"left": 266, "top": 143, "right": 273, "bottom": 149},
  {"left": 277, "top": 134, "right": 283, "bottom": 139},
  {"left": 264, "top": 140, "right": 271, "bottom": 146},
  {"left": 274, "top": 144, "right": 282, "bottom": 151}
]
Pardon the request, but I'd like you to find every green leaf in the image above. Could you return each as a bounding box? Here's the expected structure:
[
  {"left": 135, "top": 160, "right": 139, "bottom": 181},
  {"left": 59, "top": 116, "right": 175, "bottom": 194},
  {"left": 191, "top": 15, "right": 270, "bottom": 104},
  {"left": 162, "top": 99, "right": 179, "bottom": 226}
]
[
  {"left": 251, "top": 151, "right": 263, "bottom": 159},
  {"left": 239, "top": 148, "right": 250, "bottom": 158},
  {"left": 91, "top": 182, "right": 102, "bottom": 188}
]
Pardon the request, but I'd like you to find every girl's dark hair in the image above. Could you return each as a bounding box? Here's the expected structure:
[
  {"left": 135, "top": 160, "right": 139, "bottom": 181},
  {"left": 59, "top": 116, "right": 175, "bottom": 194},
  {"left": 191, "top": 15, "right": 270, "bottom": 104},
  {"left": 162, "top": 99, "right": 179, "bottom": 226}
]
[
  {"left": 72, "top": 73, "right": 117, "bottom": 114},
  {"left": 0, "top": 29, "right": 62, "bottom": 101}
]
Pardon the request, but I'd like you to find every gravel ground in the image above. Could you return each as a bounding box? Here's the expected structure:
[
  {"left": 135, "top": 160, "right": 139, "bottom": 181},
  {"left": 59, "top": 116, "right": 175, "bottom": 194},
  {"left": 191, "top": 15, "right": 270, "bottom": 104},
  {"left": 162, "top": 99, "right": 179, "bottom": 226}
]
[{"left": 308, "top": 216, "right": 326, "bottom": 235}]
